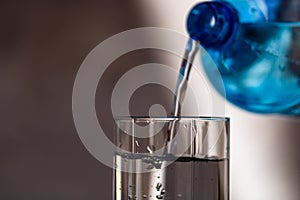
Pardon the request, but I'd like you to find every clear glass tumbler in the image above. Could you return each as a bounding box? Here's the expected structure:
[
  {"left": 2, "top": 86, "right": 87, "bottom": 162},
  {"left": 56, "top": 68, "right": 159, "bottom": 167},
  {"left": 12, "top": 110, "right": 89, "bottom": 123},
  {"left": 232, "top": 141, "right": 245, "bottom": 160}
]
[{"left": 113, "top": 117, "right": 230, "bottom": 200}]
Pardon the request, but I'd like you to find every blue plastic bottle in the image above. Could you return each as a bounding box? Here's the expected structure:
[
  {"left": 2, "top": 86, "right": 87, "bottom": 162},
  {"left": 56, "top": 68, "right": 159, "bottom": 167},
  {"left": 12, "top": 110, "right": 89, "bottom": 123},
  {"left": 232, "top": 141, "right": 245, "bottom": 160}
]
[{"left": 187, "top": 0, "right": 300, "bottom": 115}]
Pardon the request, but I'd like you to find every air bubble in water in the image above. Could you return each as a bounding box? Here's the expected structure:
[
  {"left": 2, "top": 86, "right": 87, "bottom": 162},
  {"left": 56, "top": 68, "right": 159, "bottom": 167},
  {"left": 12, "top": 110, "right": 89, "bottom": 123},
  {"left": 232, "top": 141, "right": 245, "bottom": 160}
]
[
  {"left": 156, "top": 194, "right": 163, "bottom": 199},
  {"left": 177, "top": 194, "right": 183, "bottom": 198},
  {"left": 143, "top": 194, "right": 148, "bottom": 198},
  {"left": 141, "top": 155, "right": 162, "bottom": 169},
  {"left": 142, "top": 156, "right": 151, "bottom": 163},
  {"left": 153, "top": 159, "right": 162, "bottom": 169},
  {"left": 156, "top": 182, "right": 162, "bottom": 191}
]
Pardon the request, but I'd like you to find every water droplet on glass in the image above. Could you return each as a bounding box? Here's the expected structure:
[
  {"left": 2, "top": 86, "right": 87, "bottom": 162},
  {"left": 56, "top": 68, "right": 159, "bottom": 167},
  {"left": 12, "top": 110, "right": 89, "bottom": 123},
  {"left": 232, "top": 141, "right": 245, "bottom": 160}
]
[
  {"left": 147, "top": 145, "right": 155, "bottom": 154},
  {"left": 135, "top": 140, "right": 140, "bottom": 147}
]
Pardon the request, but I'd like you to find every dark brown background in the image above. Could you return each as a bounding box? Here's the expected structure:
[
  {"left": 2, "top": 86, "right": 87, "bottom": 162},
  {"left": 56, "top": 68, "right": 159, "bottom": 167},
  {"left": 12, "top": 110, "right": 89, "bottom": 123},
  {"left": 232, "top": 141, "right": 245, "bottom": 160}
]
[{"left": 0, "top": 1, "right": 151, "bottom": 199}]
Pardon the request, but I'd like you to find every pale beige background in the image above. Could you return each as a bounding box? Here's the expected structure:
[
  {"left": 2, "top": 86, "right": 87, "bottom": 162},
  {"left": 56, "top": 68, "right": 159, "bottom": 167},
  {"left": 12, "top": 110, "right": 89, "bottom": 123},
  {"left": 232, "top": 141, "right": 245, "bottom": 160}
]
[
  {"left": 142, "top": 1, "right": 300, "bottom": 200},
  {"left": 142, "top": 0, "right": 300, "bottom": 200}
]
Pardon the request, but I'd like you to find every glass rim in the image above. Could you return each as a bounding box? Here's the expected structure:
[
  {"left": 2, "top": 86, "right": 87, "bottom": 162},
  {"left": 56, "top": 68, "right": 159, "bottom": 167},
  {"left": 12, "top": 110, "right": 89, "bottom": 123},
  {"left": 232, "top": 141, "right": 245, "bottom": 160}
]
[{"left": 115, "top": 116, "right": 230, "bottom": 122}]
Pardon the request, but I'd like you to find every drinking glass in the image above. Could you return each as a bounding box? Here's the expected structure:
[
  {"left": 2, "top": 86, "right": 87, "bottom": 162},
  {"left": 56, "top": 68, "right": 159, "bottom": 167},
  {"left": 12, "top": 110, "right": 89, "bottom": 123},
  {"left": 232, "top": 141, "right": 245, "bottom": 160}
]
[{"left": 113, "top": 116, "right": 230, "bottom": 200}]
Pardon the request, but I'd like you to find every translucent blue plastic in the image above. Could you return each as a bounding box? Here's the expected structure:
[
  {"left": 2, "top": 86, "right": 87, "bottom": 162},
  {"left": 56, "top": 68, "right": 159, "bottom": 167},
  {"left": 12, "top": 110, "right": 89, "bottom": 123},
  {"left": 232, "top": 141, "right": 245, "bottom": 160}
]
[{"left": 187, "top": 0, "right": 300, "bottom": 115}]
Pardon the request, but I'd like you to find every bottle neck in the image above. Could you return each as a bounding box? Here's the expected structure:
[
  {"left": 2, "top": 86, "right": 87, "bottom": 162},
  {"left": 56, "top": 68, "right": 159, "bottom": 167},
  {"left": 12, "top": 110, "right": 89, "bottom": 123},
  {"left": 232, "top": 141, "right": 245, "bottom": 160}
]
[{"left": 186, "top": 1, "right": 240, "bottom": 49}]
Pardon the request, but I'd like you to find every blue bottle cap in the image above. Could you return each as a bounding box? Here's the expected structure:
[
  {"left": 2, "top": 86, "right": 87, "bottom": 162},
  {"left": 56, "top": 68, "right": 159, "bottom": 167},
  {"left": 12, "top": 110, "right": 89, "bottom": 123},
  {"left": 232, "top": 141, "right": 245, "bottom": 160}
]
[{"left": 187, "top": 1, "right": 239, "bottom": 49}]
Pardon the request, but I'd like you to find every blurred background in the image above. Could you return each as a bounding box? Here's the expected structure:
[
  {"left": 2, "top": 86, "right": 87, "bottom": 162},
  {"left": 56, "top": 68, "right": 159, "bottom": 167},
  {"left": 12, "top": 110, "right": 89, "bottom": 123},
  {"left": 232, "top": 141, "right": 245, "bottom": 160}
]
[{"left": 0, "top": 1, "right": 300, "bottom": 200}]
